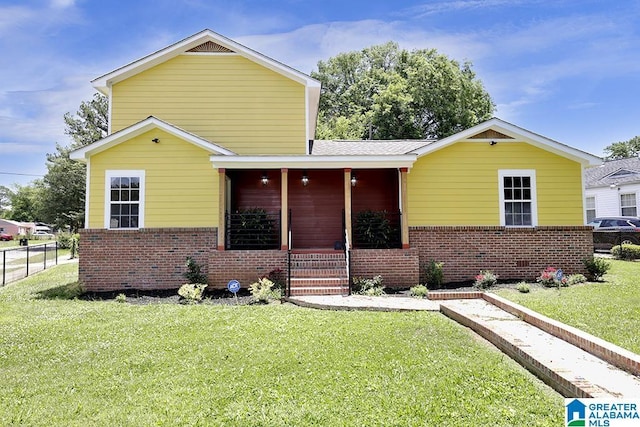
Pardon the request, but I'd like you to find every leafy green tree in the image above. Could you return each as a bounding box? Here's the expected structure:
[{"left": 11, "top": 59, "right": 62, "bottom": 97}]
[
  {"left": 312, "top": 42, "right": 495, "bottom": 140},
  {"left": 0, "top": 185, "right": 13, "bottom": 218},
  {"left": 604, "top": 136, "right": 640, "bottom": 160},
  {"left": 39, "top": 93, "right": 108, "bottom": 231},
  {"left": 7, "top": 183, "right": 44, "bottom": 222}
]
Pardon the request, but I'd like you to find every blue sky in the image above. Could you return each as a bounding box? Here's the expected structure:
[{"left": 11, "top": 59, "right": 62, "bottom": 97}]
[{"left": 1, "top": 0, "right": 640, "bottom": 188}]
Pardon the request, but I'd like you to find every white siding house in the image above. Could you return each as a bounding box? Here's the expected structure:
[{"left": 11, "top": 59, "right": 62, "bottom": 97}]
[{"left": 584, "top": 157, "right": 640, "bottom": 222}]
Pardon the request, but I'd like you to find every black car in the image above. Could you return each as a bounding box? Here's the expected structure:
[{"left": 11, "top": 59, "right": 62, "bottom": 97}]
[{"left": 587, "top": 216, "right": 640, "bottom": 250}]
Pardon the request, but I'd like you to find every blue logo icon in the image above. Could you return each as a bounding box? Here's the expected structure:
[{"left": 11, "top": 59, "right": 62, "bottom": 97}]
[{"left": 566, "top": 399, "right": 586, "bottom": 426}]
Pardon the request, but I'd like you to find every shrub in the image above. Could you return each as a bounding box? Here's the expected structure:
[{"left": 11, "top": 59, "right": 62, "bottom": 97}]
[
  {"left": 249, "top": 277, "right": 276, "bottom": 303},
  {"left": 473, "top": 270, "right": 498, "bottom": 289},
  {"left": 515, "top": 282, "right": 530, "bottom": 293},
  {"left": 178, "top": 283, "right": 207, "bottom": 304},
  {"left": 353, "top": 210, "right": 395, "bottom": 248},
  {"left": 567, "top": 274, "right": 587, "bottom": 285},
  {"left": 56, "top": 232, "right": 73, "bottom": 249},
  {"left": 611, "top": 244, "right": 640, "bottom": 260},
  {"left": 409, "top": 284, "right": 428, "bottom": 298},
  {"left": 352, "top": 275, "right": 385, "bottom": 296},
  {"left": 583, "top": 256, "right": 611, "bottom": 281},
  {"left": 184, "top": 257, "right": 208, "bottom": 285},
  {"left": 423, "top": 260, "right": 444, "bottom": 290},
  {"left": 267, "top": 268, "right": 286, "bottom": 291},
  {"left": 536, "top": 267, "right": 568, "bottom": 288},
  {"left": 115, "top": 293, "right": 127, "bottom": 303}
]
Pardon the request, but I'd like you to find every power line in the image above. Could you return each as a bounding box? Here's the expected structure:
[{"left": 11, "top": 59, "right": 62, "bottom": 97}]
[{"left": 0, "top": 172, "right": 44, "bottom": 177}]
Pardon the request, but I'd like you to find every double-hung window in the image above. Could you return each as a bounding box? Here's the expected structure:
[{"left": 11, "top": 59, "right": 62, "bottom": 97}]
[
  {"left": 499, "top": 170, "right": 537, "bottom": 226},
  {"left": 105, "top": 170, "right": 145, "bottom": 229},
  {"left": 585, "top": 196, "right": 596, "bottom": 223},
  {"left": 620, "top": 193, "right": 637, "bottom": 216}
]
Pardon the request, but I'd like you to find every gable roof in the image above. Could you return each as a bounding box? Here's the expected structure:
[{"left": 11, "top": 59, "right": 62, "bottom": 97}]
[
  {"left": 70, "top": 116, "right": 235, "bottom": 161},
  {"left": 411, "top": 117, "right": 602, "bottom": 166},
  {"left": 311, "top": 139, "right": 434, "bottom": 155},
  {"left": 92, "top": 29, "right": 321, "bottom": 142},
  {"left": 584, "top": 156, "right": 640, "bottom": 188}
]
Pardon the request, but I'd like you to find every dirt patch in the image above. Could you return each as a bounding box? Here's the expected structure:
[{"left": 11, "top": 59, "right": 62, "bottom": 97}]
[{"left": 81, "top": 288, "right": 256, "bottom": 306}]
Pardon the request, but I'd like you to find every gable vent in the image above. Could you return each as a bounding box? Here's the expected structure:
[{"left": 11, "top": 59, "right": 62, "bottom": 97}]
[
  {"left": 470, "top": 129, "right": 514, "bottom": 139},
  {"left": 187, "top": 41, "right": 234, "bottom": 53}
]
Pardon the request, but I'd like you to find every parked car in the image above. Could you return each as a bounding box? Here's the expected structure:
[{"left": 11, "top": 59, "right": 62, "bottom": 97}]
[
  {"left": 32, "top": 230, "right": 55, "bottom": 239},
  {"left": 587, "top": 216, "right": 640, "bottom": 251},
  {"left": 0, "top": 232, "right": 12, "bottom": 241}
]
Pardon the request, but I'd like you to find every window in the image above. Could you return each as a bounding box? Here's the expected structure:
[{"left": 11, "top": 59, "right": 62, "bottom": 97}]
[
  {"left": 105, "top": 171, "right": 145, "bottom": 229},
  {"left": 585, "top": 196, "right": 596, "bottom": 223},
  {"left": 499, "top": 170, "right": 537, "bottom": 226},
  {"left": 620, "top": 193, "right": 637, "bottom": 216}
]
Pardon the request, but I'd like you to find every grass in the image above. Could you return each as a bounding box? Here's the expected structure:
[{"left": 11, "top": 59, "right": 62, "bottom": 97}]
[
  {"left": 495, "top": 259, "right": 640, "bottom": 354},
  {"left": 0, "top": 263, "right": 563, "bottom": 426}
]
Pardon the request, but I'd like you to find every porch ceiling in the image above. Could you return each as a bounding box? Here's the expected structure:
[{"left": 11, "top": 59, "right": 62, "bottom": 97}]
[{"left": 209, "top": 154, "right": 417, "bottom": 169}]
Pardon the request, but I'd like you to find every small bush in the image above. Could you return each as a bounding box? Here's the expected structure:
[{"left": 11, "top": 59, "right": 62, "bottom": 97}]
[
  {"left": 353, "top": 275, "right": 385, "bottom": 296},
  {"left": 250, "top": 277, "right": 276, "bottom": 303},
  {"left": 536, "top": 267, "right": 568, "bottom": 288},
  {"left": 178, "top": 283, "right": 207, "bottom": 304},
  {"left": 611, "top": 244, "right": 640, "bottom": 260},
  {"left": 424, "top": 260, "right": 444, "bottom": 289},
  {"left": 409, "top": 284, "right": 428, "bottom": 298},
  {"left": 267, "top": 268, "right": 286, "bottom": 291},
  {"left": 56, "top": 232, "right": 73, "bottom": 249},
  {"left": 567, "top": 274, "right": 587, "bottom": 285},
  {"left": 115, "top": 293, "right": 127, "bottom": 303},
  {"left": 583, "top": 256, "right": 611, "bottom": 281},
  {"left": 184, "top": 257, "right": 208, "bottom": 285},
  {"left": 515, "top": 282, "right": 530, "bottom": 293},
  {"left": 473, "top": 270, "right": 498, "bottom": 289}
]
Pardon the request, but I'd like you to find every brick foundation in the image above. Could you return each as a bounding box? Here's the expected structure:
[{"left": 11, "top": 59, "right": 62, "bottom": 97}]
[
  {"left": 410, "top": 226, "right": 593, "bottom": 283},
  {"left": 79, "top": 225, "right": 593, "bottom": 292}
]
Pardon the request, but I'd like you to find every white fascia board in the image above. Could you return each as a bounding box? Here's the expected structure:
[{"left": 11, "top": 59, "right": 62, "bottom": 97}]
[
  {"left": 209, "top": 154, "right": 417, "bottom": 170},
  {"left": 92, "top": 29, "right": 321, "bottom": 92},
  {"left": 413, "top": 117, "right": 602, "bottom": 166},
  {"left": 70, "top": 116, "right": 235, "bottom": 161}
]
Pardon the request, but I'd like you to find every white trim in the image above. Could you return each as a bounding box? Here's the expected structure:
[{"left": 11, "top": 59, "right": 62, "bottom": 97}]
[
  {"left": 104, "top": 170, "right": 145, "bottom": 229},
  {"left": 107, "top": 86, "right": 112, "bottom": 135},
  {"left": 70, "top": 116, "right": 235, "bottom": 161},
  {"left": 498, "top": 169, "right": 538, "bottom": 227},
  {"left": 84, "top": 161, "right": 91, "bottom": 227},
  {"left": 619, "top": 191, "right": 638, "bottom": 216},
  {"left": 181, "top": 52, "right": 239, "bottom": 56},
  {"left": 305, "top": 88, "right": 309, "bottom": 155},
  {"left": 209, "top": 154, "right": 417, "bottom": 170},
  {"left": 585, "top": 194, "right": 597, "bottom": 223},
  {"left": 92, "top": 29, "right": 321, "bottom": 92},
  {"left": 412, "top": 118, "right": 602, "bottom": 166}
]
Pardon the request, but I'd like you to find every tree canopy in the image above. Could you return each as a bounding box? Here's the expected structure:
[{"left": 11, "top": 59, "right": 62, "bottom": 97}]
[
  {"left": 311, "top": 42, "right": 495, "bottom": 140},
  {"left": 5, "top": 94, "right": 108, "bottom": 231},
  {"left": 604, "top": 136, "right": 640, "bottom": 160}
]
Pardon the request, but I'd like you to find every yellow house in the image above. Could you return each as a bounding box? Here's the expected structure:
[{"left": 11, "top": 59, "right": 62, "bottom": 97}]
[{"left": 71, "top": 29, "right": 601, "bottom": 294}]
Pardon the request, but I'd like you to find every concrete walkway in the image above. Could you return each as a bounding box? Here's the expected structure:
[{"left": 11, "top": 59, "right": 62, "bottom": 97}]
[{"left": 287, "top": 294, "right": 640, "bottom": 398}]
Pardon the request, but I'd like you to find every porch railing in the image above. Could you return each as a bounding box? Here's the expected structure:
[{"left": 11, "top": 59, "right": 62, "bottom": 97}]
[
  {"left": 352, "top": 210, "right": 402, "bottom": 249},
  {"left": 225, "top": 209, "right": 280, "bottom": 250}
]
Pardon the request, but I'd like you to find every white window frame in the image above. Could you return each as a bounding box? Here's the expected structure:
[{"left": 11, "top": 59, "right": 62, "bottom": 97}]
[
  {"left": 105, "top": 170, "right": 145, "bottom": 229},
  {"left": 498, "top": 169, "right": 537, "bottom": 227},
  {"left": 585, "top": 195, "right": 596, "bottom": 223},
  {"left": 620, "top": 192, "right": 637, "bottom": 216}
]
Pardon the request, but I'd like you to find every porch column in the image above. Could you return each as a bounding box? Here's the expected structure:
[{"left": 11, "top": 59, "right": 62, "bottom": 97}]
[
  {"left": 217, "top": 168, "right": 226, "bottom": 251},
  {"left": 280, "top": 168, "right": 289, "bottom": 250},
  {"left": 344, "top": 168, "right": 353, "bottom": 248},
  {"left": 400, "top": 167, "right": 409, "bottom": 249}
]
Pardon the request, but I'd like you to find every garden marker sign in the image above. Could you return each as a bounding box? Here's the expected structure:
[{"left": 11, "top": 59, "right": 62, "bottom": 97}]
[{"left": 227, "top": 279, "right": 241, "bottom": 304}]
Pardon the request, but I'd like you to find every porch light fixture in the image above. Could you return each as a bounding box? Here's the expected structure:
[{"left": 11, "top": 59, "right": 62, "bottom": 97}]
[
  {"left": 302, "top": 171, "right": 309, "bottom": 186},
  {"left": 152, "top": 138, "right": 160, "bottom": 143},
  {"left": 261, "top": 172, "right": 269, "bottom": 185},
  {"left": 489, "top": 140, "right": 497, "bottom": 146},
  {"left": 351, "top": 173, "right": 357, "bottom": 187}
]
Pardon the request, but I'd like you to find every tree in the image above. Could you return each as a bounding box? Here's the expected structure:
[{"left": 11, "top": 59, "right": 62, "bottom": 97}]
[
  {"left": 604, "top": 136, "right": 640, "bottom": 160},
  {"left": 311, "top": 42, "right": 495, "bottom": 140},
  {"left": 0, "top": 185, "right": 13, "bottom": 218},
  {"left": 7, "top": 183, "right": 44, "bottom": 222},
  {"left": 39, "top": 93, "right": 108, "bottom": 231}
]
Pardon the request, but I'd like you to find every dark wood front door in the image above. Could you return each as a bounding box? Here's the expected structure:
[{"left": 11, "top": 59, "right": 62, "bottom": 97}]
[{"left": 289, "top": 170, "right": 344, "bottom": 249}]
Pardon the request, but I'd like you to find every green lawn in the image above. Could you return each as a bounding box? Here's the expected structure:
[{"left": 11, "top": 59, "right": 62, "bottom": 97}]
[
  {"left": 495, "top": 259, "right": 640, "bottom": 354},
  {"left": 0, "top": 263, "right": 563, "bottom": 426}
]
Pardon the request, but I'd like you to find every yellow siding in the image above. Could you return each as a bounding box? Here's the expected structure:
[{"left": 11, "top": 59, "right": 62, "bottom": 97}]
[
  {"left": 407, "top": 141, "right": 583, "bottom": 226},
  {"left": 111, "top": 54, "right": 306, "bottom": 155},
  {"left": 88, "top": 129, "right": 218, "bottom": 228}
]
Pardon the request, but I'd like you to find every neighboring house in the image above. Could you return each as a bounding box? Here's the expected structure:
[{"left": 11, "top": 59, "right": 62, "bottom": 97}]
[
  {"left": 584, "top": 157, "right": 640, "bottom": 222},
  {"left": 0, "top": 219, "right": 35, "bottom": 236},
  {"left": 70, "top": 29, "right": 601, "bottom": 294}
]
